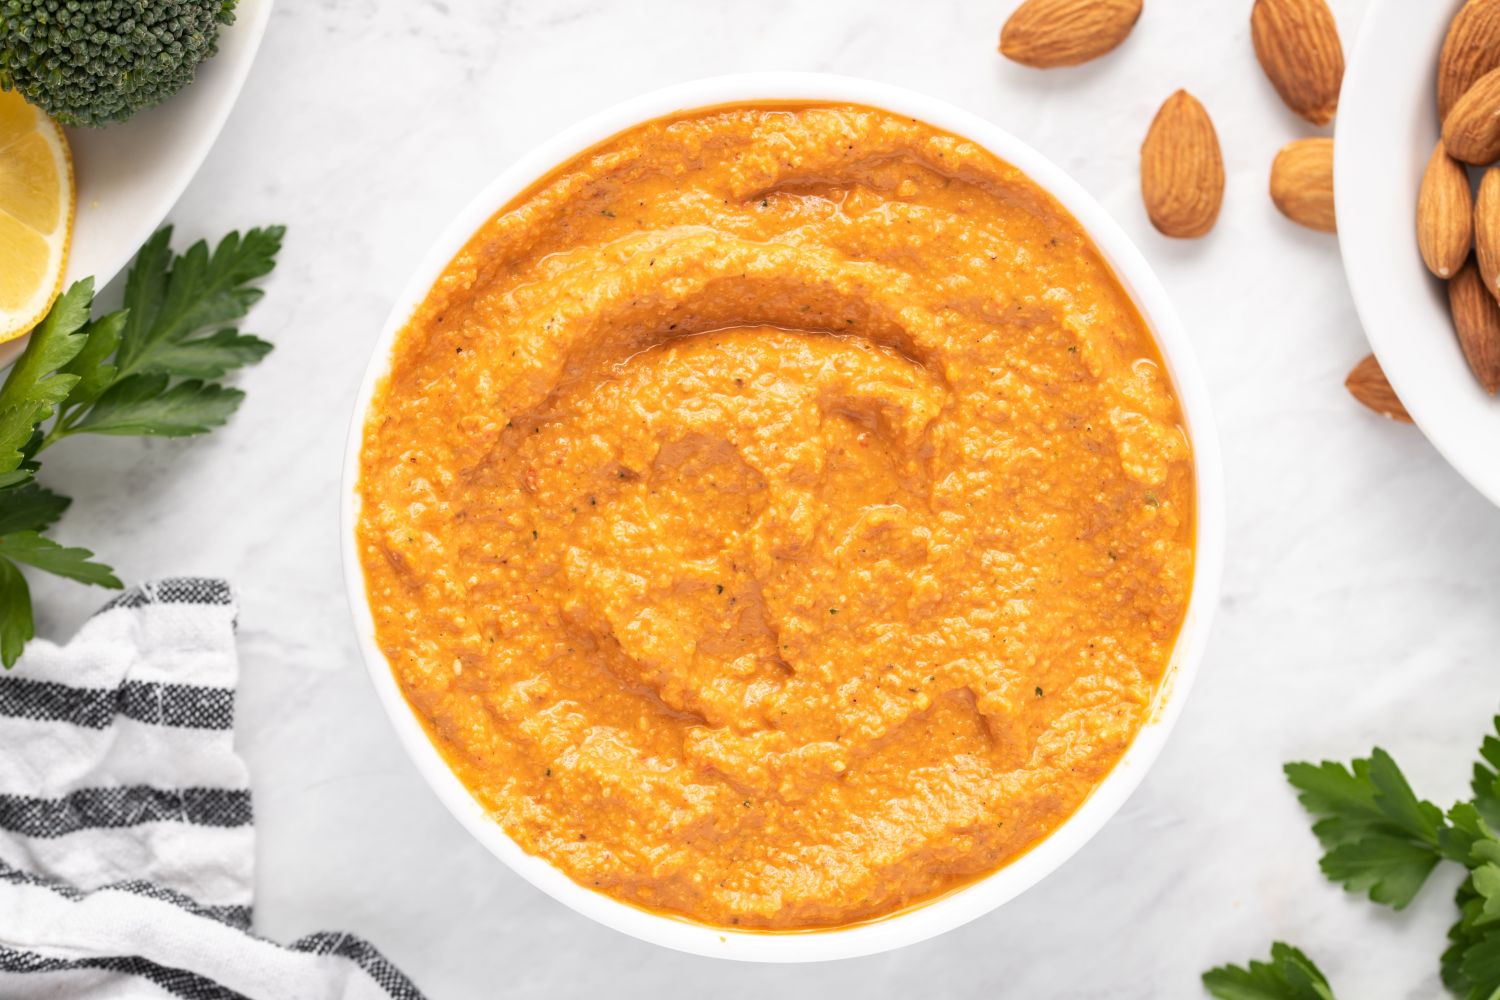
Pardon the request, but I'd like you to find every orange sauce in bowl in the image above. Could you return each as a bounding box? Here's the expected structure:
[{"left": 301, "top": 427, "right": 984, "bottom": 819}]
[{"left": 357, "top": 103, "right": 1194, "bottom": 930}]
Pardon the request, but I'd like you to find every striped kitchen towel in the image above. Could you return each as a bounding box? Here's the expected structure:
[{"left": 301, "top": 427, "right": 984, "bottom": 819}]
[{"left": 0, "top": 578, "right": 426, "bottom": 1000}]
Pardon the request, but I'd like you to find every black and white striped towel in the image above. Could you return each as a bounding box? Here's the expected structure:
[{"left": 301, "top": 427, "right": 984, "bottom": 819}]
[{"left": 0, "top": 578, "right": 426, "bottom": 1000}]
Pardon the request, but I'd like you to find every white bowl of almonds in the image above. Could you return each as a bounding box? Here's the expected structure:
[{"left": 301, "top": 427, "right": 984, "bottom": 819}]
[{"left": 1338, "top": 0, "right": 1500, "bottom": 506}]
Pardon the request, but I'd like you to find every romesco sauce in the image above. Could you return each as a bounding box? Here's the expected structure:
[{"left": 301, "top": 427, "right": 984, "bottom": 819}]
[{"left": 357, "top": 103, "right": 1195, "bottom": 929}]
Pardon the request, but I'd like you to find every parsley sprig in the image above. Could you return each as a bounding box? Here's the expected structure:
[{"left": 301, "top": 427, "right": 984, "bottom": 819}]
[
  {"left": 1203, "top": 942, "right": 1336, "bottom": 1000},
  {"left": 0, "top": 226, "right": 283, "bottom": 667},
  {"left": 1284, "top": 749, "right": 1465, "bottom": 909},
  {"left": 1203, "top": 717, "right": 1500, "bottom": 1000}
]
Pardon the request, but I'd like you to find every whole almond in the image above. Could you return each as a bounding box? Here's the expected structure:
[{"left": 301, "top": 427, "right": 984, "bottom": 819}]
[
  {"left": 1000, "top": 0, "right": 1144, "bottom": 68},
  {"left": 1345, "top": 355, "right": 1413, "bottom": 422},
  {"left": 1439, "top": 0, "right": 1500, "bottom": 122},
  {"left": 1269, "top": 138, "right": 1336, "bottom": 232},
  {"left": 1140, "top": 90, "right": 1225, "bottom": 239},
  {"left": 1417, "top": 141, "right": 1475, "bottom": 279},
  {"left": 1449, "top": 261, "right": 1500, "bottom": 394},
  {"left": 1443, "top": 66, "right": 1500, "bottom": 165},
  {"left": 1475, "top": 168, "right": 1500, "bottom": 298},
  {"left": 1250, "top": 0, "right": 1345, "bottom": 126}
]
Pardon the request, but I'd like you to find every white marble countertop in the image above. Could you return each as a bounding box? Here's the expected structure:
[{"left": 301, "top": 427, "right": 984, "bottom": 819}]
[{"left": 27, "top": 0, "right": 1500, "bottom": 995}]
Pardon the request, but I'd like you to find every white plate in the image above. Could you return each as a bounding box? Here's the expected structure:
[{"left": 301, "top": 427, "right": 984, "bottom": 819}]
[
  {"left": 0, "top": 0, "right": 274, "bottom": 367},
  {"left": 1337, "top": 0, "right": 1500, "bottom": 506},
  {"left": 342, "top": 73, "right": 1226, "bottom": 963}
]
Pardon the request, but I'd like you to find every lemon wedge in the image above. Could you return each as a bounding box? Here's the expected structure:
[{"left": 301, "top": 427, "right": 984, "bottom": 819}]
[{"left": 0, "top": 90, "right": 74, "bottom": 344}]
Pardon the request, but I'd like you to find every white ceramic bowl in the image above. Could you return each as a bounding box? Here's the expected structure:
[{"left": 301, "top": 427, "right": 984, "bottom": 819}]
[
  {"left": 1338, "top": 0, "right": 1500, "bottom": 506},
  {"left": 342, "top": 73, "right": 1225, "bottom": 963},
  {"left": 0, "top": 0, "right": 274, "bottom": 367}
]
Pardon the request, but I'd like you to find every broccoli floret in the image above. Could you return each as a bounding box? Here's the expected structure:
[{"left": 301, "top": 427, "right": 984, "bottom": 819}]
[{"left": 0, "top": 0, "right": 238, "bottom": 127}]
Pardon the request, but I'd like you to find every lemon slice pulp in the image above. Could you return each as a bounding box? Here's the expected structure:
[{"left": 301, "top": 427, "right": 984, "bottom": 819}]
[{"left": 0, "top": 90, "right": 74, "bottom": 344}]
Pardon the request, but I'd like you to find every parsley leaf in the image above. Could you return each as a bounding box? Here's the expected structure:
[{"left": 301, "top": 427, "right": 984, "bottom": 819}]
[
  {"left": 0, "top": 469, "right": 35, "bottom": 490},
  {"left": 0, "top": 559, "right": 33, "bottom": 668},
  {"left": 0, "top": 484, "right": 70, "bottom": 535},
  {"left": 59, "top": 310, "right": 126, "bottom": 412},
  {"left": 44, "top": 227, "right": 282, "bottom": 446},
  {"left": 0, "top": 280, "right": 93, "bottom": 473},
  {"left": 1443, "top": 862, "right": 1500, "bottom": 1000},
  {"left": 1284, "top": 750, "right": 1451, "bottom": 909},
  {"left": 1202, "top": 942, "right": 1337, "bottom": 1000},
  {"left": 1442, "top": 724, "right": 1500, "bottom": 1000},
  {"left": 140, "top": 327, "right": 273, "bottom": 380},
  {"left": 114, "top": 225, "right": 283, "bottom": 376},
  {"left": 72, "top": 376, "right": 246, "bottom": 437},
  {"left": 1470, "top": 717, "right": 1500, "bottom": 832},
  {"left": 0, "top": 533, "right": 120, "bottom": 587}
]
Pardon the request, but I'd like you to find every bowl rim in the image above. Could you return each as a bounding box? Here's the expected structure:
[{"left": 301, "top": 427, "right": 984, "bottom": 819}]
[{"left": 339, "top": 71, "right": 1226, "bottom": 963}]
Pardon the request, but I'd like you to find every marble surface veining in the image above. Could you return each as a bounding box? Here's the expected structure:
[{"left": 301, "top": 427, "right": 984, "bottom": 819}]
[{"left": 27, "top": 0, "right": 1500, "bottom": 996}]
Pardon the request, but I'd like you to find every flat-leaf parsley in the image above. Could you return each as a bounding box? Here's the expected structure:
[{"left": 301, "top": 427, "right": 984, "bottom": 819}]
[
  {"left": 1205, "top": 716, "right": 1500, "bottom": 1000},
  {"left": 0, "top": 225, "right": 283, "bottom": 667}
]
